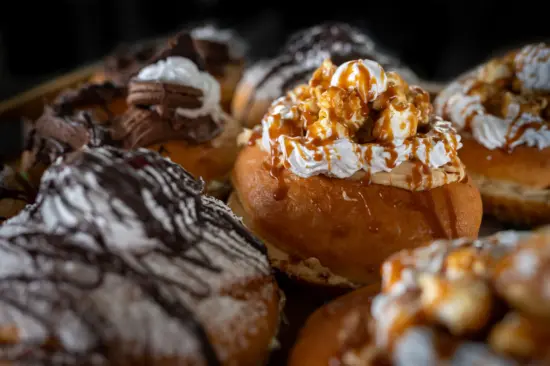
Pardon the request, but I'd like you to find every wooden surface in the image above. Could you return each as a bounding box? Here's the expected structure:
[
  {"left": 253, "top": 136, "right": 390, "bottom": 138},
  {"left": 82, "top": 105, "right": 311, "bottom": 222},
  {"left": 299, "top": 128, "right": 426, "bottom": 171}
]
[{"left": 0, "top": 62, "right": 102, "bottom": 121}]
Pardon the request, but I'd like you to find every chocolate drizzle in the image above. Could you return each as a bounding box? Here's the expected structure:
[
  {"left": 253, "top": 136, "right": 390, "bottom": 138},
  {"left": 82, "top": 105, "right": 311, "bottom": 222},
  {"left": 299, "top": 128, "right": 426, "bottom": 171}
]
[
  {"left": 241, "top": 22, "right": 420, "bottom": 121},
  {"left": 0, "top": 146, "right": 270, "bottom": 364}
]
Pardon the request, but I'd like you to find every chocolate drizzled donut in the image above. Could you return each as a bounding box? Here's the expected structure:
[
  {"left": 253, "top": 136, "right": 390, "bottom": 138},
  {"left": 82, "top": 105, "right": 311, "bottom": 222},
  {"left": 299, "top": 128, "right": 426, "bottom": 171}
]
[{"left": 0, "top": 146, "right": 272, "bottom": 365}]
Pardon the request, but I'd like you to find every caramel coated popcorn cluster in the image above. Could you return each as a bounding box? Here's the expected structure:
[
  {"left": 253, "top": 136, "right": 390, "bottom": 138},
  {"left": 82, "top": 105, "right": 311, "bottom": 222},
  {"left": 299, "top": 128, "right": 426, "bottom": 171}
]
[
  {"left": 341, "top": 230, "right": 550, "bottom": 365},
  {"left": 265, "top": 59, "right": 433, "bottom": 144}
]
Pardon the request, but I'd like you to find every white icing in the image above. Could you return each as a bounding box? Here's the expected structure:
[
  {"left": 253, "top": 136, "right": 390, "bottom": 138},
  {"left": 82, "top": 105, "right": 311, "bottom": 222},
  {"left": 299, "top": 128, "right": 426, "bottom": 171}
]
[
  {"left": 513, "top": 249, "right": 539, "bottom": 278},
  {"left": 330, "top": 59, "right": 388, "bottom": 101},
  {"left": 373, "top": 102, "right": 418, "bottom": 141},
  {"left": 0, "top": 147, "right": 272, "bottom": 360},
  {"left": 434, "top": 44, "right": 550, "bottom": 151},
  {"left": 260, "top": 115, "right": 460, "bottom": 179},
  {"left": 136, "top": 56, "right": 221, "bottom": 119},
  {"left": 393, "top": 327, "right": 438, "bottom": 366},
  {"left": 515, "top": 43, "right": 550, "bottom": 92}
]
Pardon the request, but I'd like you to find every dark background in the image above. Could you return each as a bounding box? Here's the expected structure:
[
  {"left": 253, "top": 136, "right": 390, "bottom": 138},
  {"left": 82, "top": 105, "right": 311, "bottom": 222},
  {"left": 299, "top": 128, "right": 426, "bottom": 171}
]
[{"left": 1, "top": 0, "right": 549, "bottom": 101}]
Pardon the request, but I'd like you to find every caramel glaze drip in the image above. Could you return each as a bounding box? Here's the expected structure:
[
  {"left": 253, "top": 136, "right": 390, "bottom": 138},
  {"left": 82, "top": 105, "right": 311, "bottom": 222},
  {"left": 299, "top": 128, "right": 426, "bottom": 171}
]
[{"left": 247, "top": 129, "right": 262, "bottom": 146}]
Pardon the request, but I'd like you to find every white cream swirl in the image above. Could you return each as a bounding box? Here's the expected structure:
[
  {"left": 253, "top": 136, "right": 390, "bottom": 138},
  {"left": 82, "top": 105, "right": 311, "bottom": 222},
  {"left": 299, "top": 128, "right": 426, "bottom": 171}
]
[
  {"left": 434, "top": 43, "right": 550, "bottom": 151},
  {"left": 136, "top": 56, "right": 222, "bottom": 119},
  {"left": 260, "top": 115, "right": 460, "bottom": 179},
  {"left": 330, "top": 59, "right": 388, "bottom": 102},
  {"left": 258, "top": 59, "right": 462, "bottom": 181},
  {"left": 515, "top": 43, "right": 550, "bottom": 92}
]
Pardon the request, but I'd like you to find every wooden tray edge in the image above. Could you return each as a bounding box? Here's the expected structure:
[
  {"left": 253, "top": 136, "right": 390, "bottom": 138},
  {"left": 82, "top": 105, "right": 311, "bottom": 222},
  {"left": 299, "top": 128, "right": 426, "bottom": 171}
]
[{"left": 0, "top": 62, "right": 102, "bottom": 118}]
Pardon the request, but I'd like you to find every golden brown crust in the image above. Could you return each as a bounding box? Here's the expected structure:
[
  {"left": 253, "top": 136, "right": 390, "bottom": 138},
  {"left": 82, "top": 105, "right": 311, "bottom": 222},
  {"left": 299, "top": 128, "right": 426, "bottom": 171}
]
[
  {"left": 232, "top": 145, "right": 483, "bottom": 285},
  {"left": 231, "top": 81, "right": 272, "bottom": 128},
  {"left": 475, "top": 179, "right": 550, "bottom": 227},
  {"left": 148, "top": 115, "right": 240, "bottom": 197},
  {"left": 288, "top": 284, "right": 380, "bottom": 366},
  {"left": 459, "top": 136, "right": 550, "bottom": 189},
  {"left": 204, "top": 278, "right": 281, "bottom": 366}
]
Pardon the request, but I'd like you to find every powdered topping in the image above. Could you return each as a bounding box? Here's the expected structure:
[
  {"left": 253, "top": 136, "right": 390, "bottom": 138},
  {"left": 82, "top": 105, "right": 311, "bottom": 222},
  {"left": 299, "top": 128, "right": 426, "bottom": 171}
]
[
  {"left": 434, "top": 43, "right": 550, "bottom": 151},
  {"left": 246, "top": 59, "right": 464, "bottom": 191},
  {"left": 0, "top": 146, "right": 271, "bottom": 364},
  {"left": 336, "top": 227, "right": 550, "bottom": 365}
]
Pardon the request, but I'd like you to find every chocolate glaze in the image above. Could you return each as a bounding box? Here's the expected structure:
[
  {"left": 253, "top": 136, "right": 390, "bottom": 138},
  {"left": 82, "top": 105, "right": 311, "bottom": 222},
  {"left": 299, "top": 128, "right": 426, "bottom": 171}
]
[
  {"left": 0, "top": 146, "right": 270, "bottom": 365},
  {"left": 241, "top": 22, "right": 420, "bottom": 120}
]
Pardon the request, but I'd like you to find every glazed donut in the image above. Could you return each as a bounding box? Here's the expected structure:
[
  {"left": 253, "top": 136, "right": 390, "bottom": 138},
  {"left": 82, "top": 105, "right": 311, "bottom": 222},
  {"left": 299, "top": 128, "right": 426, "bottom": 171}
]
[
  {"left": 434, "top": 43, "right": 550, "bottom": 226},
  {"left": 0, "top": 146, "right": 281, "bottom": 365},
  {"left": 112, "top": 33, "right": 240, "bottom": 198},
  {"left": 230, "top": 58, "right": 482, "bottom": 288},
  {"left": 232, "top": 22, "right": 434, "bottom": 128},
  {"left": 289, "top": 227, "right": 550, "bottom": 365}
]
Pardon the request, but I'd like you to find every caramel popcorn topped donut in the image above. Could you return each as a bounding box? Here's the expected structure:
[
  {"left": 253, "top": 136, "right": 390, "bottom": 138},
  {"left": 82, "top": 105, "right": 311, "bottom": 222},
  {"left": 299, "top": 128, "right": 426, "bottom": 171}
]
[
  {"left": 434, "top": 43, "right": 550, "bottom": 151},
  {"left": 245, "top": 58, "right": 464, "bottom": 191},
  {"left": 336, "top": 228, "right": 550, "bottom": 365}
]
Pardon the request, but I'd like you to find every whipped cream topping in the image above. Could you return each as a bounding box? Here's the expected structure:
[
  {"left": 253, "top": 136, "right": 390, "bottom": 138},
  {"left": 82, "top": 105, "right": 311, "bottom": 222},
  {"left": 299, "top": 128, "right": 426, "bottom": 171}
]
[
  {"left": 136, "top": 56, "right": 222, "bottom": 119},
  {"left": 253, "top": 59, "right": 463, "bottom": 190},
  {"left": 434, "top": 43, "right": 550, "bottom": 151},
  {"left": 515, "top": 43, "right": 550, "bottom": 92}
]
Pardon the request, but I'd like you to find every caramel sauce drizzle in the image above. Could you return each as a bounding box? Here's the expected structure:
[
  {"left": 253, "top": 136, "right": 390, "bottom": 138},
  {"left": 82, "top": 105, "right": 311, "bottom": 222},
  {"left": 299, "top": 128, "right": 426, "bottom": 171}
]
[{"left": 259, "top": 59, "right": 460, "bottom": 199}]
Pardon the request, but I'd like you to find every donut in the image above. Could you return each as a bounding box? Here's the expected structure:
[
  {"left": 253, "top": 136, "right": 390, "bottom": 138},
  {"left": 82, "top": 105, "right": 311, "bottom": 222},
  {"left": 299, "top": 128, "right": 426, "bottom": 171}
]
[
  {"left": 0, "top": 146, "right": 281, "bottom": 365},
  {"left": 434, "top": 43, "right": 550, "bottom": 226},
  {"left": 230, "top": 58, "right": 482, "bottom": 288},
  {"left": 289, "top": 227, "right": 550, "bottom": 365},
  {"left": 112, "top": 33, "right": 240, "bottom": 198}
]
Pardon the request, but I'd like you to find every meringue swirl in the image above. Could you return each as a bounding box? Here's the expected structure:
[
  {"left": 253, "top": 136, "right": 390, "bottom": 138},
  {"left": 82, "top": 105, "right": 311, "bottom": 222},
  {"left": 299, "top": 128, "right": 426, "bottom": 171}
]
[
  {"left": 251, "top": 59, "right": 464, "bottom": 191},
  {"left": 434, "top": 43, "right": 550, "bottom": 151}
]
